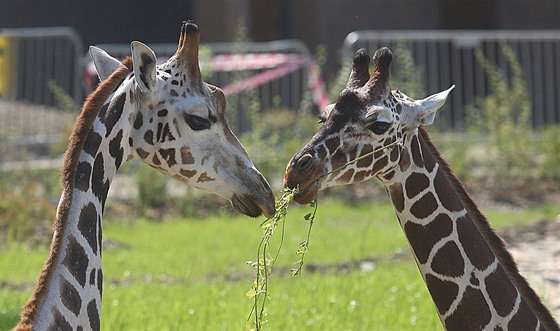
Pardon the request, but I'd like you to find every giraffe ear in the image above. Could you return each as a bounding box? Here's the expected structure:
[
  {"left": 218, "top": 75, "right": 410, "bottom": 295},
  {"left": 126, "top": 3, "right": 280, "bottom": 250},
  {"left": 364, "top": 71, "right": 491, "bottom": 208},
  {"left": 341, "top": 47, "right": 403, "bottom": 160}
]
[
  {"left": 416, "top": 85, "right": 455, "bottom": 126},
  {"left": 89, "top": 46, "right": 125, "bottom": 81},
  {"left": 131, "top": 41, "right": 158, "bottom": 93}
]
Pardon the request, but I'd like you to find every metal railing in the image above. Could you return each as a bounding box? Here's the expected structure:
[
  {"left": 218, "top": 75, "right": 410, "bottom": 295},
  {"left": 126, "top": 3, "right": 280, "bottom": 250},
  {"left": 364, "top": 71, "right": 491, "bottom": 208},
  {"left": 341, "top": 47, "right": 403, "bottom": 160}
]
[
  {"left": 342, "top": 30, "right": 560, "bottom": 130},
  {"left": 0, "top": 27, "right": 83, "bottom": 105}
]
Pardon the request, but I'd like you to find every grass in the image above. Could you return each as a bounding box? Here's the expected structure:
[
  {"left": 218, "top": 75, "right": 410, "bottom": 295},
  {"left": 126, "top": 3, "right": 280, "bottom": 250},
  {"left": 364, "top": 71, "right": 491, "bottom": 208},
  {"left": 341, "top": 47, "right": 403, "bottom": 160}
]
[{"left": 0, "top": 198, "right": 556, "bottom": 330}]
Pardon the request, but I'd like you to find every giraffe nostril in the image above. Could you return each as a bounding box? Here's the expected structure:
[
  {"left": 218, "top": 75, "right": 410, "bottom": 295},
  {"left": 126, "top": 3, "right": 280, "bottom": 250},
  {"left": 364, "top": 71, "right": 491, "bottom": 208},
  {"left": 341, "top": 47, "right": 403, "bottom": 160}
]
[{"left": 295, "top": 153, "right": 314, "bottom": 170}]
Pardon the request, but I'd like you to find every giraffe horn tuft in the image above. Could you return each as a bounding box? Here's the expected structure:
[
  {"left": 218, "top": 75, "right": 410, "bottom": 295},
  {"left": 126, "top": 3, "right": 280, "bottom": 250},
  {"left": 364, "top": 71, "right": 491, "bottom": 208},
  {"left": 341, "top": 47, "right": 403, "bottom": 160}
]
[
  {"left": 174, "top": 20, "right": 202, "bottom": 89},
  {"left": 346, "top": 48, "right": 371, "bottom": 89},
  {"left": 366, "top": 47, "right": 393, "bottom": 98}
]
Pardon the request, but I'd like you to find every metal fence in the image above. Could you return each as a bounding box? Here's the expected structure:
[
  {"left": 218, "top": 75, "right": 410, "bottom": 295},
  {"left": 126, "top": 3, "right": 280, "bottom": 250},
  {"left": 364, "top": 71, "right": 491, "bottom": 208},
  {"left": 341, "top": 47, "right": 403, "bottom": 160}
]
[
  {"left": 0, "top": 31, "right": 322, "bottom": 162},
  {"left": 342, "top": 30, "right": 560, "bottom": 130},
  {"left": 0, "top": 27, "right": 83, "bottom": 105}
]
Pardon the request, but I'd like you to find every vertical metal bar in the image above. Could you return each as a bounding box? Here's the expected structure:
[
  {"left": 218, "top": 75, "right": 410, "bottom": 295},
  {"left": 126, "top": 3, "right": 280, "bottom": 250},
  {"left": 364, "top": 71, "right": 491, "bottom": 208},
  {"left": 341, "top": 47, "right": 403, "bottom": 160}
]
[{"left": 531, "top": 42, "right": 544, "bottom": 127}]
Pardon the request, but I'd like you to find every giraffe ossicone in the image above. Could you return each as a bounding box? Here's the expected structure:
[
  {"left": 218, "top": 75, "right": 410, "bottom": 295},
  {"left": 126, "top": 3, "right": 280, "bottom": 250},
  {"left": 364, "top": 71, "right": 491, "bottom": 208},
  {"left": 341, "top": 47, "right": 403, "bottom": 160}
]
[
  {"left": 284, "top": 47, "right": 559, "bottom": 330},
  {"left": 16, "top": 21, "right": 275, "bottom": 331}
]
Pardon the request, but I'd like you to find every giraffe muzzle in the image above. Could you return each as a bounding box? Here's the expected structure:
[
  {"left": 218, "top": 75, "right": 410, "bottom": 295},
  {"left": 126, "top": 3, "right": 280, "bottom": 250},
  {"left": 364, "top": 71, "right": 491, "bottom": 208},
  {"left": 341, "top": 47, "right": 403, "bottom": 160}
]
[
  {"left": 231, "top": 192, "right": 275, "bottom": 218},
  {"left": 284, "top": 153, "right": 321, "bottom": 205}
]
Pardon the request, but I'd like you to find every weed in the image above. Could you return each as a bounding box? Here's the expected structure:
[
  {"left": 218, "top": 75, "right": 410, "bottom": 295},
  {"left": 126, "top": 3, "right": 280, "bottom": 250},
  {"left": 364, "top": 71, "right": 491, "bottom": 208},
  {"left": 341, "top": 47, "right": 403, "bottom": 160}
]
[{"left": 466, "top": 44, "right": 533, "bottom": 182}]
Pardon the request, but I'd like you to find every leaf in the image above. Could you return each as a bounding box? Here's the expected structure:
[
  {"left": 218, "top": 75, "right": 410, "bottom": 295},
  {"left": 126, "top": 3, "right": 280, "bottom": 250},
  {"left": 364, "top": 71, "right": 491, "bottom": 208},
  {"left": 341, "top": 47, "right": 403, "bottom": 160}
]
[
  {"left": 304, "top": 213, "right": 312, "bottom": 220},
  {"left": 246, "top": 289, "right": 257, "bottom": 298}
]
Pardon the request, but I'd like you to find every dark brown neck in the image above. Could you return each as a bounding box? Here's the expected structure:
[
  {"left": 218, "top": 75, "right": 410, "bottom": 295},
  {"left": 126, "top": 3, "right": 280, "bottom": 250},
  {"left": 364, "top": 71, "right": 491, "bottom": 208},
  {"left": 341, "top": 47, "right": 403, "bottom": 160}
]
[{"left": 386, "top": 127, "right": 558, "bottom": 330}]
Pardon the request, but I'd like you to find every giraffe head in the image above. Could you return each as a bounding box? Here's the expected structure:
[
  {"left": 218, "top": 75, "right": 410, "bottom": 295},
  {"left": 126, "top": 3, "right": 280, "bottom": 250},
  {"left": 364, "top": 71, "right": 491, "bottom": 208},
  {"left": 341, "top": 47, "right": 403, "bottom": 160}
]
[
  {"left": 284, "top": 47, "right": 454, "bottom": 204},
  {"left": 90, "top": 21, "right": 275, "bottom": 217}
]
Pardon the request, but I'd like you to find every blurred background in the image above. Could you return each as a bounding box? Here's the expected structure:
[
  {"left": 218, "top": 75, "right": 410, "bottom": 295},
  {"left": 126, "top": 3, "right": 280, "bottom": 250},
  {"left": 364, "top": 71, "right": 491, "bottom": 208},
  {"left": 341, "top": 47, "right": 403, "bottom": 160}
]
[
  {"left": 1, "top": 0, "right": 559, "bottom": 238},
  {"left": 0, "top": 0, "right": 559, "bottom": 241},
  {"left": 0, "top": 1, "right": 559, "bottom": 328}
]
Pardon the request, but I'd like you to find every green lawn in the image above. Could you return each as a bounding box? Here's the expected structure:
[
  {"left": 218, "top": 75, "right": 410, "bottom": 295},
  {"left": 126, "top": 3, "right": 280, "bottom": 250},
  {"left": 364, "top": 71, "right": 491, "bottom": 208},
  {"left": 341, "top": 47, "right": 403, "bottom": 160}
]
[{"left": 0, "top": 200, "right": 556, "bottom": 330}]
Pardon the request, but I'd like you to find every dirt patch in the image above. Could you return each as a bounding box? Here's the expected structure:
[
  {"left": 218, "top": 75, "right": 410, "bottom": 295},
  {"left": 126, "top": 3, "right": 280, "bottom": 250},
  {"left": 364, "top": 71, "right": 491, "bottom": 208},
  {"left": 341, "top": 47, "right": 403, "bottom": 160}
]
[{"left": 500, "top": 218, "right": 560, "bottom": 320}]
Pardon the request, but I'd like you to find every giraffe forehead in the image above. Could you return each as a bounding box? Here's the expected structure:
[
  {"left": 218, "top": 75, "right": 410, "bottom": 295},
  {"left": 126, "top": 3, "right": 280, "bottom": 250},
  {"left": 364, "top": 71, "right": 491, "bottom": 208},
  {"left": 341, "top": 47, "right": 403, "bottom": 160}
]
[{"left": 171, "top": 95, "right": 212, "bottom": 115}]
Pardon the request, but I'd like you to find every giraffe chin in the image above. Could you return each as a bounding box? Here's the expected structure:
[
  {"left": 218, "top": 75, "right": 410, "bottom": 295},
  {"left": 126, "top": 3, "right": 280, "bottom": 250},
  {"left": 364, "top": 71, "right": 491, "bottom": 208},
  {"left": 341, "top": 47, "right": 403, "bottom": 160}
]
[{"left": 231, "top": 194, "right": 275, "bottom": 218}]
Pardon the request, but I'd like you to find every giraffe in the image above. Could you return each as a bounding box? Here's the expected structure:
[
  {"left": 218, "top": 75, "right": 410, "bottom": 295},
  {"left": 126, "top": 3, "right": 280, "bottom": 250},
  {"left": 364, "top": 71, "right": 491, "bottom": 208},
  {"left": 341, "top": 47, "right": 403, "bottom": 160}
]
[
  {"left": 15, "top": 21, "right": 275, "bottom": 331},
  {"left": 284, "top": 47, "right": 559, "bottom": 330}
]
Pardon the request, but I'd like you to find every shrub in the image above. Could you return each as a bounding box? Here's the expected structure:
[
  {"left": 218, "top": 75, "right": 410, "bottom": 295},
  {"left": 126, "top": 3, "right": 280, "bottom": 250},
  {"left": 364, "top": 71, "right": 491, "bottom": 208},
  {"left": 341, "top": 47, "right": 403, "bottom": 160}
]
[
  {"left": 0, "top": 169, "right": 58, "bottom": 244},
  {"left": 537, "top": 125, "right": 560, "bottom": 180},
  {"left": 240, "top": 110, "right": 320, "bottom": 190},
  {"left": 465, "top": 44, "right": 534, "bottom": 182},
  {"left": 136, "top": 164, "right": 168, "bottom": 210}
]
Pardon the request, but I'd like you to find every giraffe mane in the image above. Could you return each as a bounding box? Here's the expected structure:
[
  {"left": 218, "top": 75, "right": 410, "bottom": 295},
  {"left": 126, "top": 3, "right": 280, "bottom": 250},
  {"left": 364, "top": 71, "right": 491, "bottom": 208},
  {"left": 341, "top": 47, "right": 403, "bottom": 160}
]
[
  {"left": 417, "top": 126, "right": 559, "bottom": 330},
  {"left": 17, "top": 57, "right": 133, "bottom": 329}
]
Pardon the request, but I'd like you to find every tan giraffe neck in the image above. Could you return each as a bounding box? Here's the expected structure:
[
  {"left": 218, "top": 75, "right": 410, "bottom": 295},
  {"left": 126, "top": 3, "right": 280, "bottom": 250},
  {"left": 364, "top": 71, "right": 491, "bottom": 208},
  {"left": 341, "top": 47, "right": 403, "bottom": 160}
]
[
  {"left": 386, "top": 127, "right": 559, "bottom": 330},
  {"left": 16, "top": 59, "right": 133, "bottom": 331}
]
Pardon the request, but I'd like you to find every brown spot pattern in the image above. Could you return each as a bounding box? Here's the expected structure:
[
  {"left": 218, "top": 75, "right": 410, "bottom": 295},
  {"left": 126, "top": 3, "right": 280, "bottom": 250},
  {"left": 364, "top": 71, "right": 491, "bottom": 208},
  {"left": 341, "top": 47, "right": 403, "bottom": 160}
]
[
  {"left": 180, "top": 169, "right": 197, "bottom": 178},
  {"left": 136, "top": 147, "right": 149, "bottom": 159},
  {"left": 60, "top": 278, "right": 81, "bottom": 317},
  {"left": 152, "top": 154, "right": 161, "bottom": 166},
  {"left": 371, "top": 156, "right": 388, "bottom": 174},
  {"left": 431, "top": 241, "right": 465, "bottom": 277},
  {"left": 434, "top": 168, "right": 464, "bottom": 212},
  {"left": 484, "top": 265, "right": 518, "bottom": 317},
  {"left": 180, "top": 146, "right": 195, "bottom": 164},
  {"left": 133, "top": 111, "right": 143, "bottom": 129},
  {"left": 83, "top": 131, "right": 102, "bottom": 157},
  {"left": 63, "top": 237, "right": 88, "bottom": 287},
  {"left": 87, "top": 299, "right": 100, "bottom": 331},
  {"left": 507, "top": 300, "right": 538, "bottom": 330},
  {"left": 388, "top": 182, "right": 405, "bottom": 213},
  {"left": 457, "top": 215, "right": 495, "bottom": 270},
  {"left": 410, "top": 192, "right": 438, "bottom": 219},
  {"left": 89, "top": 269, "right": 96, "bottom": 285},
  {"left": 353, "top": 170, "right": 367, "bottom": 182},
  {"left": 49, "top": 309, "right": 72, "bottom": 331},
  {"left": 197, "top": 172, "right": 214, "bottom": 183},
  {"left": 338, "top": 168, "right": 354, "bottom": 182},
  {"left": 399, "top": 146, "right": 411, "bottom": 172},
  {"left": 404, "top": 213, "right": 453, "bottom": 264},
  {"left": 405, "top": 172, "right": 430, "bottom": 199},
  {"left": 108, "top": 130, "right": 124, "bottom": 169},
  {"left": 97, "top": 269, "right": 103, "bottom": 298},
  {"left": 144, "top": 130, "right": 154, "bottom": 145},
  {"left": 77, "top": 202, "right": 98, "bottom": 255},
  {"left": 390, "top": 145, "right": 399, "bottom": 162},
  {"left": 445, "top": 286, "right": 492, "bottom": 330},
  {"left": 425, "top": 274, "right": 458, "bottom": 315},
  {"left": 411, "top": 135, "right": 423, "bottom": 167},
  {"left": 159, "top": 148, "right": 177, "bottom": 167},
  {"left": 91, "top": 154, "right": 109, "bottom": 203},
  {"left": 75, "top": 162, "right": 91, "bottom": 192},
  {"left": 325, "top": 137, "right": 340, "bottom": 154}
]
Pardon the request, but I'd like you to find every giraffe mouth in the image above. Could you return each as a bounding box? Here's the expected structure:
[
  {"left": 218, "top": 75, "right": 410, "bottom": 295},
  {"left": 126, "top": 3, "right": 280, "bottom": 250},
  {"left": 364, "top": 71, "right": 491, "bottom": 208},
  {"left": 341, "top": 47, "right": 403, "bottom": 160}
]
[
  {"left": 231, "top": 194, "right": 275, "bottom": 218},
  {"left": 291, "top": 181, "right": 320, "bottom": 205}
]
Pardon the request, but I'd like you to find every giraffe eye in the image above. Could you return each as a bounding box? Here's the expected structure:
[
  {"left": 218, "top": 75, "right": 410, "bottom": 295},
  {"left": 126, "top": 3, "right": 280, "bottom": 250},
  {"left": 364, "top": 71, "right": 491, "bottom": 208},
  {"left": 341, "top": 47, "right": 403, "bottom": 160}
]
[
  {"left": 184, "top": 114, "right": 211, "bottom": 131},
  {"left": 367, "top": 121, "right": 391, "bottom": 135}
]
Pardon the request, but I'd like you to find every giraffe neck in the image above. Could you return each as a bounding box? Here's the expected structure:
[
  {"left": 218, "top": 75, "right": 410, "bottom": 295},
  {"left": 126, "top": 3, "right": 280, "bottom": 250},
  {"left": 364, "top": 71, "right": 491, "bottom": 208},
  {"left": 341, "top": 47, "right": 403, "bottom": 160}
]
[
  {"left": 385, "top": 127, "right": 558, "bottom": 330},
  {"left": 17, "top": 60, "right": 133, "bottom": 331}
]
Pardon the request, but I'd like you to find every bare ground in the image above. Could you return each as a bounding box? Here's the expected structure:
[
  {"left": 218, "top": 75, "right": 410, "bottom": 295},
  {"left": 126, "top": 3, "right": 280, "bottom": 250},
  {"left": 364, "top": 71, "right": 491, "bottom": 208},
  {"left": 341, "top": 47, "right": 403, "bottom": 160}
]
[{"left": 500, "top": 218, "right": 560, "bottom": 320}]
